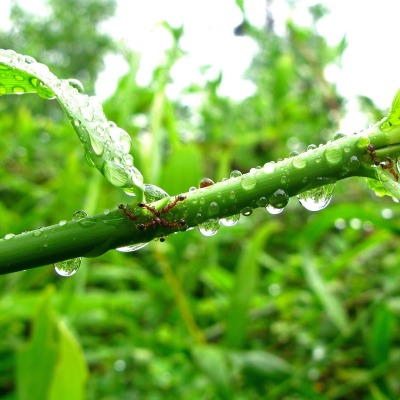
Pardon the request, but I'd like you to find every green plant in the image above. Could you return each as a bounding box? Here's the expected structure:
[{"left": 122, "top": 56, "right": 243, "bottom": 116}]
[{"left": 1, "top": 48, "right": 400, "bottom": 276}]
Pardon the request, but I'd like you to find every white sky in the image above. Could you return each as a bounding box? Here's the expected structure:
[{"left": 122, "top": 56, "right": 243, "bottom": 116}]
[{"left": 2, "top": 0, "right": 400, "bottom": 131}]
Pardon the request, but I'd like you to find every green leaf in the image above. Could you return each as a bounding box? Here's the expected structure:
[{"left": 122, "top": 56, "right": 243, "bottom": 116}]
[
  {"left": 16, "top": 287, "right": 58, "bottom": 400},
  {"left": 302, "top": 249, "right": 350, "bottom": 334},
  {"left": 48, "top": 320, "right": 89, "bottom": 400},
  {"left": 225, "top": 222, "right": 280, "bottom": 348},
  {"left": 0, "top": 49, "right": 144, "bottom": 197}
]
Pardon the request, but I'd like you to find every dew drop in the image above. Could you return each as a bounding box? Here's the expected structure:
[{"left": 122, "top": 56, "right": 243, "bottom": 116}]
[
  {"left": 65, "top": 78, "right": 84, "bottom": 93},
  {"left": 307, "top": 144, "right": 317, "bottom": 151},
  {"left": 59, "top": 220, "right": 67, "bottom": 226},
  {"left": 109, "top": 126, "right": 132, "bottom": 154},
  {"left": 33, "top": 229, "right": 43, "bottom": 237},
  {"left": 36, "top": 80, "right": 55, "bottom": 99},
  {"left": 12, "top": 86, "right": 25, "bottom": 94},
  {"left": 90, "top": 135, "right": 104, "bottom": 156},
  {"left": 297, "top": 183, "right": 335, "bottom": 211},
  {"left": 230, "top": 170, "right": 242, "bottom": 178},
  {"left": 333, "top": 132, "right": 346, "bottom": 140},
  {"left": 199, "top": 178, "right": 214, "bottom": 188},
  {"left": 103, "top": 160, "right": 129, "bottom": 187},
  {"left": 116, "top": 242, "right": 149, "bottom": 252},
  {"left": 240, "top": 174, "right": 257, "bottom": 190},
  {"left": 208, "top": 201, "right": 219, "bottom": 216},
  {"left": 241, "top": 206, "right": 253, "bottom": 216},
  {"left": 324, "top": 143, "right": 343, "bottom": 165},
  {"left": 292, "top": 155, "right": 307, "bottom": 169},
  {"left": 189, "top": 186, "right": 197, "bottom": 193},
  {"left": 198, "top": 218, "right": 220, "bottom": 236},
  {"left": 144, "top": 184, "right": 169, "bottom": 202},
  {"left": 356, "top": 136, "right": 370, "bottom": 149},
  {"left": 4, "top": 233, "right": 15, "bottom": 240},
  {"left": 266, "top": 205, "right": 284, "bottom": 215},
  {"left": 229, "top": 190, "right": 236, "bottom": 200},
  {"left": 268, "top": 189, "right": 289, "bottom": 209},
  {"left": 263, "top": 161, "right": 275, "bottom": 174},
  {"left": 256, "top": 197, "right": 268, "bottom": 207},
  {"left": 14, "top": 74, "right": 24, "bottom": 81},
  {"left": 220, "top": 214, "right": 240, "bottom": 227},
  {"left": 54, "top": 257, "right": 81, "bottom": 277},
  {"left": 73, "top": 210, "right": 88, "bottom": 221}
]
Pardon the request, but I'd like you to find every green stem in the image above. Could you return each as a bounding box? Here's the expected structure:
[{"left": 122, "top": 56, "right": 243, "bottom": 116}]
[{"left": 0, "top": 119, "right": 398, "bottom": 274}]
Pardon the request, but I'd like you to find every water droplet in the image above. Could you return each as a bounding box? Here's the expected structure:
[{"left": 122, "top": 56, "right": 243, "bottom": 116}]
[
  {"left": 73, "top": 210, "right": 88, "bottom": 221},
  {"left": 333, "top": 132, "right": 346, "bottom": 140},
  {"left": 189, "top": 186, "right": 197, "bottom": 193},
  {"left": 220, "top": 214, "right": 240, "bottom": 226},
  {"left": 13, "top": 86, "right": 25, "bottom": 94},
  {"left": 116, "top": 242, "right": 149, "bottom": 252},
  {"left": 280, "top": 175, "right": 288, "bottom": 185},
  {"left": 292, "top": 155, "right": 307, "bottom": 169},
  {"left": 24, "top": 55, "right": 36, "bottom": 64},
  {"left": 199, "top": 178, "right": 214, "bottom": 188},
  {"left": 307, "top": 144, "right": 317, "bottom": 151},
  {"left": 144, "top": 184, "right": 169, "bottom": 202},
  {"left": 65, "top": 78, "right": 84, "bottom": 93},
  {"left": 230, "top": 170, "right": 242, "bottom": 178},
  {"left": 103, "top": 160, "right": 129, "bottom": 187},
  {"left": 59, "top": 220, "right": 67, "bottom": 226},
  {"left": 90, "top": 135, "right": 104, "bottom": 156},
  {"left": 103, "top": 209, "right": 110, "bottom": 215},
  {"left": 356, "top": 136, "right": 369, "bottom": 149},
  {"left": 4, "top": 233, "right": 15, "bottom": 240},
  {"left": 297, "top": 183, "right": 335, "bottom": 211},
  {"left": 268, "top": 189, "right": 289, "bottom": 209},
  {"left": 324, "top": 143, "right": 343, "bottom": 165},
  {"left": 263, "top": 162, "right": 275, "bottom": 174},
  {"left": 33, "top": 229, "right": 42, "bottom": 237},
  {"left": 241, "top": 207, "right": 253, "bottom": 216},
  {"left": 109, "top": 126, "right": 132, "bottom": 154},
  {"left": 208, "top": 201, "right": 219, "bottom": 216},
  {"left": 54, "top": 257, "right": 81, "bottom": 277},
  {"left": 266, "top": 205, "right": 284, "bottom": 215},
  {"left": 240, "top": 174, "right": 257, "bottom": 190},
  {"left": 14, "top": 74, "right": 24, "bottom": 81},
  {"left": 198, "top": 218, "right": 220, "bottom": 236},
  {"left": 256, "top": 197, "right": 268, "bottom": 207},
  {"left": 36, "top": 80, "right": 55, "bottom": 99},
  {"left": 229, "top": 190, "right": 236, "bottom": 200},
  {"left": 347, "top": 155, "right": 360, "bottom": 171}
]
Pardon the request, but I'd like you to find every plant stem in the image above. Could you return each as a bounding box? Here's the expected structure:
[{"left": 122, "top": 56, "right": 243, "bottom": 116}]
[{"left": 0, "top": 120, "right": 398, "bottom": 274}]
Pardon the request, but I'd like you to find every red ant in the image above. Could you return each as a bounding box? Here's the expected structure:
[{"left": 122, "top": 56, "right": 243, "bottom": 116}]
[
  {"left": 120, "top": 194, "right": 187, "bottom": 231},
  {"left": 367, "top": 144, "right": 399, "bottom": 181}
]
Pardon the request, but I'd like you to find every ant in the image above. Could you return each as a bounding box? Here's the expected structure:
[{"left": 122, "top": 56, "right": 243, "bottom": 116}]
[
  {"left": 119, "top": 194, "right": 187, "bottom": 231},
  {"left": 367, "top": 144, "right": 399, "bottom": 181}
]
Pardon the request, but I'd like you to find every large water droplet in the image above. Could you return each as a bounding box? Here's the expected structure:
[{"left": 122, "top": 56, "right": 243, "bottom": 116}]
[
  {"left": 324, "top": 143, "right": 343, "bottom": 165},
  {"left": 103, "top": 160, "right": 129, "bottom": 187},
  {"left": 263, "top": 162, "right": 275, "bottom": 174},
  {"left": 297, "top": 183, "right": 335, "bottom": 211},
  {"left": 109, "top": 126, "right": 132, "bottom": 154},
  {"left": 116, "top": 242, "right": 149, "bottom": 252},
  {"left": 220, "top": 214, "right": 240, "bottom": 226},
  {"left": 36, "top": 80, "right": 55, "bottom": 99},
  {"left": 268, "top": 189, "right": 289, "bottom": 209},
  {"left": 144, "top": 184, "right": 169, "bottom": 202},
  {"left": 198, "top": 218, "right": 220, "bottom": 236},
  {"left": 54, "top": 257, "right": 81, "bottom": 277},
  {"left": 292, "top": 154, "right": 307, "bottom": 169},
  {"left": 240, "top": 174, "right": 257, "bottom": 190}
]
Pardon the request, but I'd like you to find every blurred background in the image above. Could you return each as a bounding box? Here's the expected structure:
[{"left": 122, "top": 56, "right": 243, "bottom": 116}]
[{"left": 1, "top": 0, "right": 400, "bottom": 399}]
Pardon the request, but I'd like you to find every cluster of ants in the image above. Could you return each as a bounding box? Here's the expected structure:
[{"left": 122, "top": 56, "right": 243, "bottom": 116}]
[
  {"left": 118, "top": 194, "right": 187, "bottom": 242},
  {"left": 367, "top": 144, "right": 399, "bottom": 181}
]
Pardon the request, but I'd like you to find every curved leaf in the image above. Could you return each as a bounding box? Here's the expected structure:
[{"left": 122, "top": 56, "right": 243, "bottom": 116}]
[{"left": 0, "top": 49, "right": 144, "bottom": 198}]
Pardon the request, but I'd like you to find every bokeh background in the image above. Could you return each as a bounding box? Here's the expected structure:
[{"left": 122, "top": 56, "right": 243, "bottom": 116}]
[{"left": 1, "top": 1, "right": 400, "bottom": 399}]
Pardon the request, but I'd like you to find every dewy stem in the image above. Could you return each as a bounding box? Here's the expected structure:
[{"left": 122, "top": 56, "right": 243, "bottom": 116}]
[{"left": 0, "top": 118, "right": 398, "bottom": 274}]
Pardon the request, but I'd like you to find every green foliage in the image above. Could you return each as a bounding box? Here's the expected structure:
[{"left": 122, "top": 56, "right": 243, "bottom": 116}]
[{"left": 1, "top": 1, "right": 400, "bottom": 400}]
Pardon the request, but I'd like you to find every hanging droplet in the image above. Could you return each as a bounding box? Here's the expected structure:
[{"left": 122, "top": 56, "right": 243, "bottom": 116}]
[
  {"left": 266, "top": 205, "right": 284, "bottom": 215},
  {"left": 144, "top": 184, "right": 169, "bottom": 202},
  {"left": 198, "top": 218, "right": 220, "bottom": 236},
  {"left": 103, "top": 160, "right": 129, "bottom": 187},
  {"left": 297, "top": 183, "right": 335, "bottom": 211},
  {"left": 116, "top": 242, "right": 149, "bottom": 252},
  {"left": 54, "top": 257, "right": 81, "bottom": 277},
  {"left": 220, "top": 214, "right": 240, "bottom": 227},
  {"left": 241, "top": 206, "right": 253, "bottom": 216},
  {"left": 256, "top": 197, "right": 268, "bottom": 207},
  {"left": 268, "top": 189, "right": 289, "bottom": 209}
]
